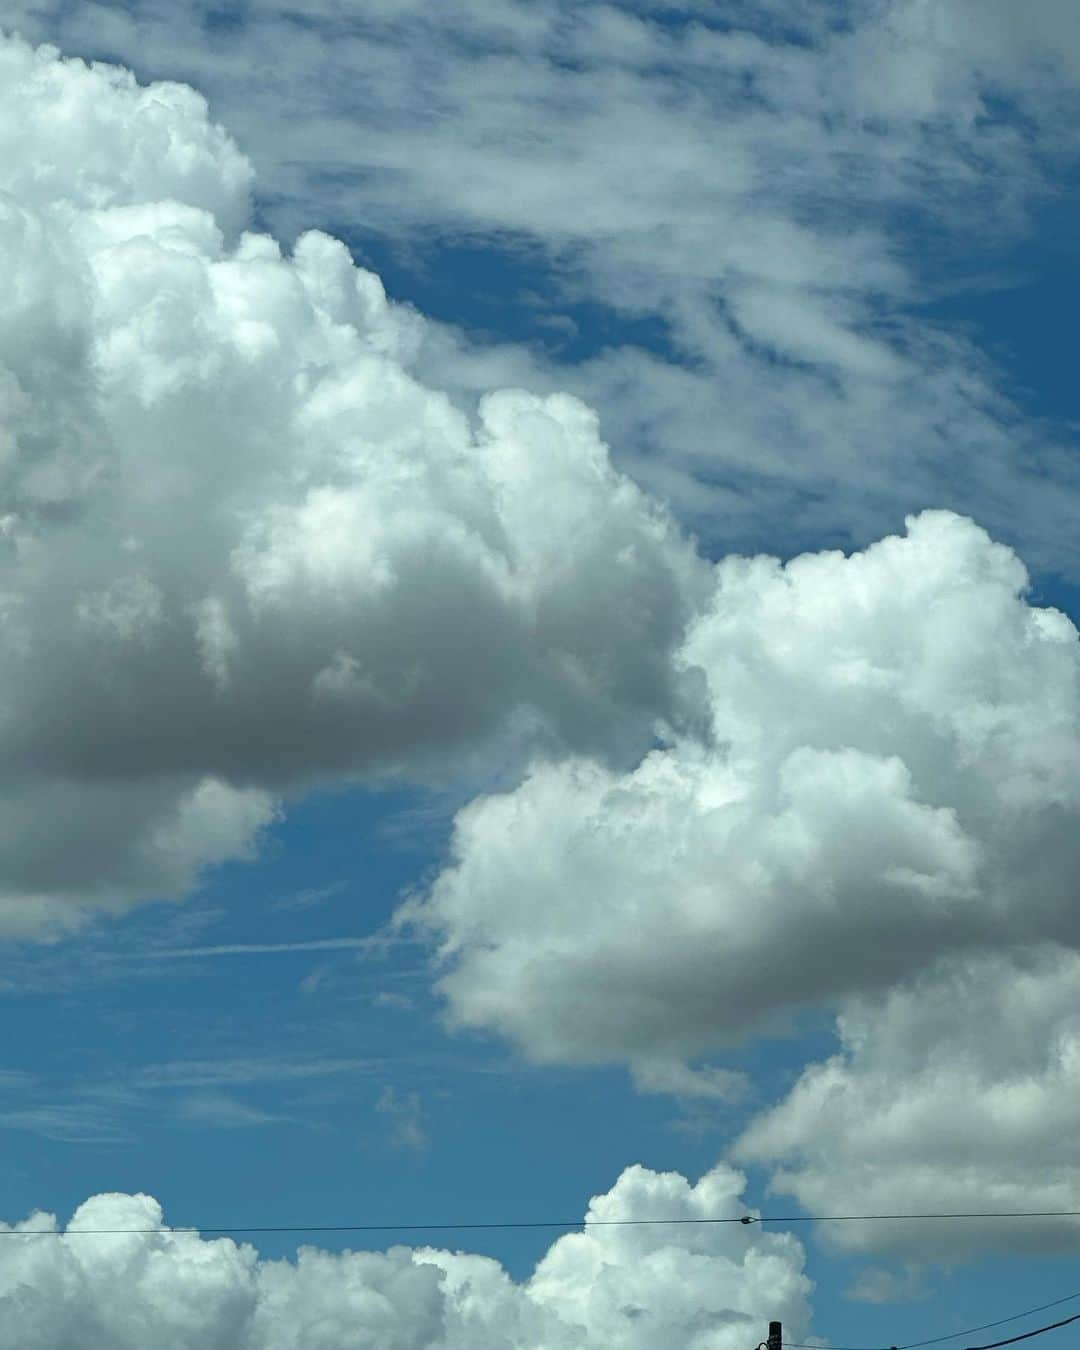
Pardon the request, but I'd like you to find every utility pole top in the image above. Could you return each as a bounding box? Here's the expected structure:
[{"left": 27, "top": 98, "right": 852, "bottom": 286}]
[{"left": 768, "top": 1320, "right": 783, "bottom": 1350}]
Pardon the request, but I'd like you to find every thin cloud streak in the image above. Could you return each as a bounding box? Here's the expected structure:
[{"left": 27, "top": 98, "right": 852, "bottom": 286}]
[
  {"left": 137, "top": 1057, "right": 382, "bottom": 1088},
  {"left": 125, "top": 937, "right": 396, "bottom": 959}
]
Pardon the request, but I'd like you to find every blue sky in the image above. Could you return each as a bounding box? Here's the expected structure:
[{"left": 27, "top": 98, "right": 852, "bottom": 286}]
[{"left": 6, "top": 4, "right": 1080, "bottom": 1349}]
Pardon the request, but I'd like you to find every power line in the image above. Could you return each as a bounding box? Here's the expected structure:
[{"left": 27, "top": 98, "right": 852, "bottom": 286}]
[
  {"left": 898, "top": 1291, "right": 1080, "bottom": 1350},
  {"left": 4, "top": 1212, "right": 1080, "bottom": 1350},
  {"left": 5, "top": 1219, "right": 728, "bottom": 1236},
  {"left": 741, "top": 1212, "right": 1080, "bottom": 1226},
  {"left": 5, "top": 1208, "right": 1080, "bottom": 1237},
  {"left": 968, "top": 1314, "right": 1080, "bottom": 1350},
  {"left": 781, "top": 1291, "right": 1080, "bottom": 1350},
  {"left": 0, "top": 1221, "right": 704, "bottom": 1237}
]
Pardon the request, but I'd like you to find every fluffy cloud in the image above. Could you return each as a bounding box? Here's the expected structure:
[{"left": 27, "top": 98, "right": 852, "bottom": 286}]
[
  {"left": 0, "top": 33, "right": 706, "bottom": 936},
  {"left": 0, "top": 30, "right": 251, "bottom": 228},
  {"left": 736, "top": 948, "right": 1080, "bottom": 1258},
  {"left": 0, "top": 1164, "right": 812, "bottom": 1350},
  {"left": 410, "top": 511, "right": 1080, "bottom": 1073}
]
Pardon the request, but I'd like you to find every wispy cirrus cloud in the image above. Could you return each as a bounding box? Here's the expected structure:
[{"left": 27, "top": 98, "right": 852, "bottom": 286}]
[
  {"left": 0, "top": 1069, "right": 35, "bottom": 1090},
  {"left": 129, "top": 938, "right": 388, "bottom": 960},
  {"left": 9, "top": 1, "right": 1080, "bottom": 572},
  {"left": 270, "top": 881, "right": 349, "bottom": 912},
  {"left": 136, "top": 1057, "right": 381, "bottom": 1089},
  {"left": 176, "top": 1091, "right": 287, "bottom": 1129},
  {"left": 0, "top": 1104, "right": 133, "bottom": 1145}
]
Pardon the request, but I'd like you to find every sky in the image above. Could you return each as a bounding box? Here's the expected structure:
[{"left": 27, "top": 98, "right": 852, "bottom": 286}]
[{"left": 4, "top": 1, "right": 1080, "bottom": 1347}]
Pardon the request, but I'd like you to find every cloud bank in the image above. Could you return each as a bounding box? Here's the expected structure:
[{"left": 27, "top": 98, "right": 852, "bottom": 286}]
[{"left": 0, "top": 1164, "right": 811, "bottom": 1350}]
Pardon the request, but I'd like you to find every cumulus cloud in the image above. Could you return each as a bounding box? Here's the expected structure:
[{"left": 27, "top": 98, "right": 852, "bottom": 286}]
[
  {"left": 0, "top": 1164, "right": 812, "bottom": 1350},
  {"left": 0, "top": 30, "right": 251, "bottom": 229},
  {"left": 736, "top": 947, "right": 1080, "bottom": 1259},
  {"left": 0, "top": 33, "right": 707, "bottom": 937},
  {"left": 409, "top": 511, "right": 1080, "bottom": 1076}
]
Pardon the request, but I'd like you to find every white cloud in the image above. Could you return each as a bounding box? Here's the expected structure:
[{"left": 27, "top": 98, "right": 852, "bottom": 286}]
[
  {"left": 409, "top": 511, "right": 1080, "bottom": 1077},
  {"left": 844, "top": 1265, "right": 929, "bottom": 1305},
  {"left": 373, "top": 990, "right": 415, "bottom": 1012},
  {"left": 178, "top": 1090, "right": 283, "bottom": 1129},
  {"left": 0, "top": 32, "right": 708, "bottom": 937},
  {"left": 736, "top": 947, "right": 1080, "bottom": 1259},
  {"left": 271, "top": 880, "right": 348, "bottom": 912},
  {"left": 136, "top": 1057, "right": 373, "bottom": 1088},
  {"left": 0, "top": 1102, "right": 131, "bottom": 1144},
  {"left": 0, "top": 1165, "right": 812, "bottom": 1350},
  {"left": 0, "top": 32, "right": 251, "bottom": 229},
  {"left": 0, "top": 1068, "right": 35, "bottom": 1088},
  {"left": 130, "top": 938, "right": 381, "bottom": 960},
  {"left": 631, "top": 1060, "right": 751, "bottom": 1103},
  {"left": 930, "top": 1, "right": 1080, "bottom": 101}
]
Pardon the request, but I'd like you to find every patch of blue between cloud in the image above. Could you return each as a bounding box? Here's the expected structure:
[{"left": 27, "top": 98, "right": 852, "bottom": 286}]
[
  {"left": 887, "top": 77, "right": 1080, "bottom": 430},
  {"left": 235, "top": 0, "right": 832, "bottom": 55},
  {"left": 328, "top": 223, "right": 681, "bottom": 366},
  {"left": 200, "top": 5, "right": 247, "bottom": 35},
  {"left": 912, "top": 251, "right": 1080, "bottom": 431},
  {"left": 623, "top": 0, "right": 840, "bottom": 47}
]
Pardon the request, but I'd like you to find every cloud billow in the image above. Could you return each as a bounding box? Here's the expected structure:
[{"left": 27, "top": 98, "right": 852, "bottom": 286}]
[
  {"left": 412, "top": 511, "right": 1080, "bottom": 1073},
  {"left": 735, "top": 948, "right": 1080, "bottom": 1259},
  {"left": 0, "top": 1165, "right": 811, "bottom": 1350},
  {"left": 0, "top": 33, "right": 706, "bottom": 936}
]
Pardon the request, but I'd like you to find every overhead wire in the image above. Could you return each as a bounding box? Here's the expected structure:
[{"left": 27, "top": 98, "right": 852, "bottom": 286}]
[
  {"left": 780, "top": 1285, "right": 1080, "bottom": 1350},
  {"left": 5, "top": 1207, "right": 1080, "bottom": 1237},
  {"left": 740, "top": 1212, "right": 1080, "bottom": 1226},
  {"left": 966, "top": 1315, "right": 1080, "bottom": 1350},
  {"left": 783, "top": 1310, "right": 1080, "bottom": 1350},
  {"left": 895, "top": 1290, "right": 1080, "bottom": 1349},
  {"left": 4, "top": 1206, "right": 1080, "bottom": 1350}
]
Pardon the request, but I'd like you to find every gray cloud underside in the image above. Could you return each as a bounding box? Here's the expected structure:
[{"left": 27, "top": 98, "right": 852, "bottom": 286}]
[{"left": 0, "top": 32, "right": 707, "bottom": 931}]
